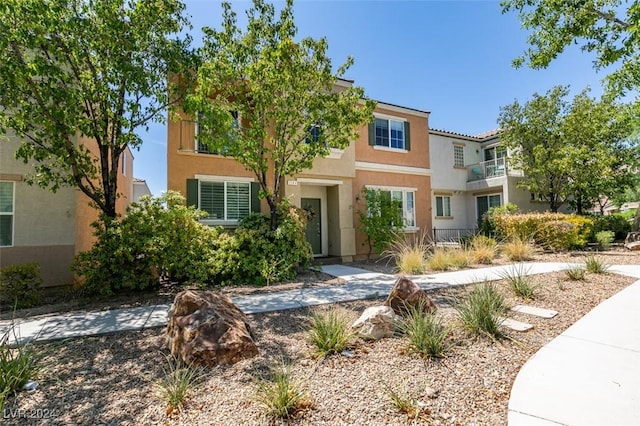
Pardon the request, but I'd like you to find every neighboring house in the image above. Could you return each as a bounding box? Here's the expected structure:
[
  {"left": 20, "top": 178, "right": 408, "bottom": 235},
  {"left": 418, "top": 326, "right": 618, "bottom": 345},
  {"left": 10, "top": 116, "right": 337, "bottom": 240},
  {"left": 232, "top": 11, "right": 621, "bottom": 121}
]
[
  {"left": 0, "top": 132, "right": 135, "bottom": 287},
  {"left": 428, "top": 128, "right": 550, "bottom": 241},
  {"left": 167, "top": 79, "right": 432, "bottom": 261},
  {"left": 133, "top": 178, "right": 152, "bottom": 202}
]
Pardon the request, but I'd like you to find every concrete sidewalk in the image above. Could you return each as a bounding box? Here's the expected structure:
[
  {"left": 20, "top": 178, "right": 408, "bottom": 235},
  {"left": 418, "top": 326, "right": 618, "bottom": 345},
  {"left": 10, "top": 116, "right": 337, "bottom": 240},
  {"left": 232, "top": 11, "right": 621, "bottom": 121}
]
[
  {"left": 1, "top": 261, "right": 639, "bottom": 426},
  {"left": 1, "top": 262, "right": 585, "bottom": 345}
]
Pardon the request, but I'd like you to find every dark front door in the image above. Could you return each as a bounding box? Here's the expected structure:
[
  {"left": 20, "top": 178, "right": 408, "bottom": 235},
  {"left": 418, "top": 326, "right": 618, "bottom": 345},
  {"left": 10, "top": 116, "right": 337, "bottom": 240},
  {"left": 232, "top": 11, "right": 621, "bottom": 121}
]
[{"left": 302, "top": 198, "right": 322, "bottom": 255}]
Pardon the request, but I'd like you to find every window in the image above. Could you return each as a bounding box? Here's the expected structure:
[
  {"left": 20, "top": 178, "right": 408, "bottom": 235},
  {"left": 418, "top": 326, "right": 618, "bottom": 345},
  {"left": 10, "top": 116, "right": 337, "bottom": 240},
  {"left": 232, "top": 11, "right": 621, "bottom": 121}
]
[
  {"left": 0, "top": 182, "right": 14, "bottom": 246},
  {"left": 121, "top": 152, "right": 127, "bottom": 176},
  {"left": 370, "top": 188, "right": 416, "bottom": 228},
  {"left": 195, "top": 111, "right": 238, "bottom": 155},
  {"left": 305, "top": 123, "right": 323, "bottom": 145},
  {"left": 483, "top": 146, "right": 506, "bottom": 161},
  {"left": 476, "top": 194, "right": 502, "bottom": 224},
  {"left": 199, "top": 180, "right": 250, "bottom": 221},
  {"left": 453, "top": 145, "right": 464, "bottom": 167},
  {"left": 375, "top": 118, "right": 405, "bottom": 149},
  {"left": 436, "top": 196, "right": 451, "bottom": 217}
]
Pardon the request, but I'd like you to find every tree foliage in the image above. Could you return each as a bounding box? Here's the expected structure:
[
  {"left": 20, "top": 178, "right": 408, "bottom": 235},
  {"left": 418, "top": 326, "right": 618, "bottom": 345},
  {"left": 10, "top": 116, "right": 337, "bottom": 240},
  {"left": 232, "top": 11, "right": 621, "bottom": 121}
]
[
  {"left": 187, "top": 0, "right": 376, "bottom": 229},
  {"left": 498, "top": 85, "right": 639, "bottom": 213},
  {"left": 501, "top": 0, "right": 640, "bottom": 96},
  {"left": 357, "top": 188, "right": 403, "bottom": 258},
  {"left": 0, "top": 0, "right": 196, "bottom": 218}
]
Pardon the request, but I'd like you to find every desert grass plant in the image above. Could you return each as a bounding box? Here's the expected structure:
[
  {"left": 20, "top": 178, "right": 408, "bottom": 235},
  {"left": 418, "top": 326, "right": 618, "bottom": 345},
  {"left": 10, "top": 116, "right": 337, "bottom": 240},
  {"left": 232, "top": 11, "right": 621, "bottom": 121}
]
[
  {"left": 0, "top": 324, "right": 41, "bottom": 412},
  {"left": 595, "top": 230, "right": 615, "bottom": 250},
  {"left": 384, "top": 231, "right": 431, "bottom": 274},
  {"left": 456, "top": 282, "right": 507, "bottom": 339},
  {"left": 254, "top": 360, "right": 312, "bottom": 419},
  {"left": 155, "top": 355, "right": 204, "bottom": 415},
  {"left": 450, "top": 248, "right": 473, "bottom": 269},
  {"left": 499, "top": 264, "right": 538, "bottom": 299},
  {"left": 308, "top": 308, "right": 353, "bottom": 357},
  {"left": 565, "top": 266, "right": 586, "bottom": 281},
  {"left": 382, "top": 383, "right": 430, "bottom": 421},
  {"left": 468, "top": 235, "right": 498, "bottom": 264},
  {"left": 501, "top": 236, "right": 535, "bottom": 261},
  {"left": 400, "top": 303, "right": 449, "bottom": 358},
  {"left": 585, "top": 255, "right": 610, "bottom": 274},
  {"left": 427, "top": 248, "right": 454, "bottom": 271}
]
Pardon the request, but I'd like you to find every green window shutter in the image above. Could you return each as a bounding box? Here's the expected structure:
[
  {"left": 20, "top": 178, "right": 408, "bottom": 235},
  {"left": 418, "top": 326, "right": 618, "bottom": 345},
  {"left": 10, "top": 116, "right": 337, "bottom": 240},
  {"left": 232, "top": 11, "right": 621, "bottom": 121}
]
[
  {"left": 251, "top": 182, "right": 261, "bottom": 213},
  {"left": 404, "top": 121, "right": 411, "bottom": 151},
  {"left": 186, "top": 179, "right": 199, "bottom": 208},
  {"left": 368, "top": 121, "right": 375, "bottom": 146}
]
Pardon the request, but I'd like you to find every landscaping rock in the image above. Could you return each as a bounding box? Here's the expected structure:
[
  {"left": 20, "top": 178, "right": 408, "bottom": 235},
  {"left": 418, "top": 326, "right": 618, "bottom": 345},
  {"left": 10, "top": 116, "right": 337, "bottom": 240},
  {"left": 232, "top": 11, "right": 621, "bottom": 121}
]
[
  {"left": 624, "top": 232, "right": 640, "bottom": 251},
  {"left": 385, "top": 276, "right": 437, "bottom": 316},
  {"left": 350, "top": 305, "right": 399, "bottom": 340},
  {"left": 166, "top": 290, "right": 258, "bottom": 367}
]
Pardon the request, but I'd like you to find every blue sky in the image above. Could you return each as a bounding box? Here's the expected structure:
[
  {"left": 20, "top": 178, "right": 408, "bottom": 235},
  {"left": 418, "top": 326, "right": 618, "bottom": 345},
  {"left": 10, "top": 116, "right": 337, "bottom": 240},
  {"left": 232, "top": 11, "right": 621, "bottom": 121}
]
[{"left": 135, "top": 0, "right": 608, "bottom": 196}]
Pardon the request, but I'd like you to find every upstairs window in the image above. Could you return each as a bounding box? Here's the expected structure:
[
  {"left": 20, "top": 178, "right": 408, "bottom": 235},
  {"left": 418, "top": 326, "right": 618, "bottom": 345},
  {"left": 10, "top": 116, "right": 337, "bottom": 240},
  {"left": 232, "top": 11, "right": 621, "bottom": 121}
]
[
  {"left": 453, "top": 145, "right": 464, "bottom": 167},
  {"left": 195, "top": 111, "right": 239, "bottom": 155},
  {"left": 0, "top": 181, "right": 14, "bottom": 246},
  {"left": 369, "top": 117, "right": 410, "bottom": 151}
]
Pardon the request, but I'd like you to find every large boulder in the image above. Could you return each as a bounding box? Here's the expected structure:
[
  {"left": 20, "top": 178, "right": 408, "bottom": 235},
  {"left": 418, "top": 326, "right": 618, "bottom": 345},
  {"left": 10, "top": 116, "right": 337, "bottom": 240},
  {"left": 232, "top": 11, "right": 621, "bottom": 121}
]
[
  {"left": 351, "top": 305, "right": 400, "bottom": 340},
  {"left": 166, "top": 290, "right": 258, "bottom": 367},
  {"left": 385, "top": 276, "right": 437, "bottom": 316},
  {"left": 625, "top": 232, "right": 640, "bottom": 251}
]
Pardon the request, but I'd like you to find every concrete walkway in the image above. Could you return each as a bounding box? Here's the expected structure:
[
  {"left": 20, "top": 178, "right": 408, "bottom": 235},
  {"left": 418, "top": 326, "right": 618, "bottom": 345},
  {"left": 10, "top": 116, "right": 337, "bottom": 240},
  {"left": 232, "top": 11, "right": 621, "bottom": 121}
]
[{"left": 1, "top": 261, "right": 639, "bottom": 425}]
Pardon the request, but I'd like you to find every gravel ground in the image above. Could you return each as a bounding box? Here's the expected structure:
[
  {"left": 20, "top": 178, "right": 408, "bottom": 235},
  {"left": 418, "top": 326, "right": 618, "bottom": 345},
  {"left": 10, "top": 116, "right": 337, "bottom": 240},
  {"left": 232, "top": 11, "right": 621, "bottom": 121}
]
[{"left": 3, "top": 251, "right": 639, "bottom": 425}]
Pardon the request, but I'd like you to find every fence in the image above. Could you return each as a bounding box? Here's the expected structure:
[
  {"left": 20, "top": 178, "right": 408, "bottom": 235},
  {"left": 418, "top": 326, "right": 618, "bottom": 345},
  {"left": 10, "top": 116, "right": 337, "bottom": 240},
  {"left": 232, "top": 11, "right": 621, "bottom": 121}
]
[{"left": 432, "top": 228, "right": 478, "bottom": 243}]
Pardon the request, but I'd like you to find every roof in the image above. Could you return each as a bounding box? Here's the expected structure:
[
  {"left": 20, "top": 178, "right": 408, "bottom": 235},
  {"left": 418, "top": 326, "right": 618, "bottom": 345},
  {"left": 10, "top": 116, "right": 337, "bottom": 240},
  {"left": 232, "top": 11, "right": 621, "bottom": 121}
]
[
  {"left": 474, "top": 129, "right": 502, "bottom": 139},
  {"left": 374, "top": 100, "right": 431, "bottom": 116},
  {"left": 429, "top": 128, "right": 503, "bottom": 141}
]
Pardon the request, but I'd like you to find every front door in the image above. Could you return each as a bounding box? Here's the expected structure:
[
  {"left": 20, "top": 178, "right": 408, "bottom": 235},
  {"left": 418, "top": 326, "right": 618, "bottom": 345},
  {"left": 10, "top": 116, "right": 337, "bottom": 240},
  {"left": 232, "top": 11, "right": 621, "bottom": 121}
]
[{"left": 302, "top": 198, "right": 322, "bottom": 255}]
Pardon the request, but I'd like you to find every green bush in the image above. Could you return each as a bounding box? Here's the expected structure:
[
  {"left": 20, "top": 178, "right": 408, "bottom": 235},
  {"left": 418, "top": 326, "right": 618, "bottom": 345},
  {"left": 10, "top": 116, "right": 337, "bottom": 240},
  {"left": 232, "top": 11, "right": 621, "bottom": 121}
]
[
  {"left": 456, "top": 282, "right": 507, "bottom": 339},
  {"left": 479, "top": 202, "right": 519, "bottom": 237},
  {"left": 595, "top": 230, "right": 615, "bottom": 249},
  {"left": 357, "top": 188, "right": 403, "bottom": 257},
  {"left": 591, "top": 214, "right": 631, "bottom": 241},
  {"left": 73, "top": 191, "right": 219, "bottom": 295},
  {"left": 0, "top": 264, "right": 43, "bottom": 309},
  {"left": 1, "top": 325, "right": 41, "bottom": 411},
  {"left": 210, "top": 202, "right": 312, "bottom": 286},
  {"left": 308, "top": 308, "right": 352, "bottom": 357},
  {"left": 400, "top": 305, "right": 449, "bottom": 358}
]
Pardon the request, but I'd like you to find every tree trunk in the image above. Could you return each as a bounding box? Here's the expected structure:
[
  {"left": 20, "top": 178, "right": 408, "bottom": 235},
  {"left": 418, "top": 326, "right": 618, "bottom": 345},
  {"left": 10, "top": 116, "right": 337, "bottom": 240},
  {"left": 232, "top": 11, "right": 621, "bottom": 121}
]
[
  {"left": 576, "top": 194, "right": 583, "bottom": 215},
  {"left": 634, "top": 207, "right": 640, "bottom": 232}
]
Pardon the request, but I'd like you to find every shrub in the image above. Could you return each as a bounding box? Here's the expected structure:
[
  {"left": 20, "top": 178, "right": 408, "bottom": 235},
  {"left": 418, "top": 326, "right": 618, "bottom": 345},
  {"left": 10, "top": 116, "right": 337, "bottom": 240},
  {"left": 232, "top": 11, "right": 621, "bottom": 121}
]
[
  {"left": 493, "top": 212, "right": 593, "bottom": 251},
  {"left": 591, "top": 213, "right": 631, "bottom": 240},
  {"left": 499, "top": 264, "right": 538, "bottom": 299},
  {"left": 565, "top": 266, "right": 586, "bottom": 281},
  {"left": 254, "top": 360, "right": 312, "bottom": 419},
  {"left": 383, "top": 383, "right": 427, "bottom": 421},
  {"left": 308, "top": 309, "right": 352, "bottom": 357},
  {"left": 585, "top": 255, "right": 609, "bottom": 274},
  {"left": 479, "top": 202, "right": 519, "bottom": 237},
  {"left": 468, "top": 235, "right": 498, "bottom": 264},
  {"left": 357, "top": 188, "right": 403, "bottom": 258},
  {"left": 155, "top": 355, "right": 204, "bottom": 415},
  {"left": 501, "top": 237, "right": 535, "bottom": 261},
  {"left": 595, "top": 230, "right": 615, "bottom": 250},
  {"left": 0, "top": 324, "right": 41, "bottom": 412},
  {"left": 450, "top": 249, "right": 473, "bottom": 269},
  {"left": 73, "top": 192, "right": 218, "bottom": 294},
  {"left": 384, "top": 232, "right": 431, "bottom": 274},
  {"left": 0, "top": 264, "right": 43, "bottom": 309},
  {"left": 400, "top": 304, "right": 449, "bottom": 358},
  {"left": 212, "top": 202, "right": 312, "bottom": 286},
  {"left": 456, "top": 282, "right": 507, "bottom": 338}
]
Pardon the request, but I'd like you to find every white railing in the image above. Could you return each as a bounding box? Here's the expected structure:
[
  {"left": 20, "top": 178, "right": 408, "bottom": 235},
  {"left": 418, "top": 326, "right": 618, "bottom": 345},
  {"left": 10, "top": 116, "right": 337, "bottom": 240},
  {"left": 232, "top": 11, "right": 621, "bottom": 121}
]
[{"left": 467, "top": 157, "right": 507, "bottom": 181}]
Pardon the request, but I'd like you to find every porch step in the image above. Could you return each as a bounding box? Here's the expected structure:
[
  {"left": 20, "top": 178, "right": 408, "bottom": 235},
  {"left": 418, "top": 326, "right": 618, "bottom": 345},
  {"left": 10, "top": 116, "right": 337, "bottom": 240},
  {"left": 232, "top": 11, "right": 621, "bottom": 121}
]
[{"left": 312, "top": 256, "right": 343, "bottom": 266}]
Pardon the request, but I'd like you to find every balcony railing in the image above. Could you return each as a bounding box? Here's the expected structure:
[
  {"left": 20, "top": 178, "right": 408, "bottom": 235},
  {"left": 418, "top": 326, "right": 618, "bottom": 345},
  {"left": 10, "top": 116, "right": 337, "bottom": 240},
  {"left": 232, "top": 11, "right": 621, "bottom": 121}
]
[{"left": 467, "top": 157, "right": 507, "bottom": 181}]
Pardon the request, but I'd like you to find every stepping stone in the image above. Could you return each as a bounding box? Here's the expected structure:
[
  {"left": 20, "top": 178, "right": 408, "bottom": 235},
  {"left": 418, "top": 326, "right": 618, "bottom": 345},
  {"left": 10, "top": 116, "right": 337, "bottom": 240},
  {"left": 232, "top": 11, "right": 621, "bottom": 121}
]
[
  {"left": 511, "top": 305, "right": 558, "bottom": 319},
  {"left": 499, "top": 317, "right": 533, "bottom": 332}
]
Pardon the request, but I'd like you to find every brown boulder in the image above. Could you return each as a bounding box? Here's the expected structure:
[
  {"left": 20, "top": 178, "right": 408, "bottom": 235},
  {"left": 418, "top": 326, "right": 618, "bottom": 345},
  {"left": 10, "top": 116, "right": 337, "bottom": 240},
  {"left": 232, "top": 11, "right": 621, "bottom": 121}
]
[
  {"left": 625, "top": 232, "right": 640, "bottom": 251},
  {"left": 385, "top": 276, "right": 437, "bottom": 316},
  {"left": 166, "top": 290, "right": 258, "bottom": 367}
]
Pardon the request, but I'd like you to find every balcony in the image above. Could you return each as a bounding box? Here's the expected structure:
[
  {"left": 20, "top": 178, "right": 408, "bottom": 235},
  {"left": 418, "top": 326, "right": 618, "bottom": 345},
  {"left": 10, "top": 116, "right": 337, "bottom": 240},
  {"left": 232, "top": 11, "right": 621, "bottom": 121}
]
[{"left": 467, "top": 158, "right": 507, "bottom": 182}]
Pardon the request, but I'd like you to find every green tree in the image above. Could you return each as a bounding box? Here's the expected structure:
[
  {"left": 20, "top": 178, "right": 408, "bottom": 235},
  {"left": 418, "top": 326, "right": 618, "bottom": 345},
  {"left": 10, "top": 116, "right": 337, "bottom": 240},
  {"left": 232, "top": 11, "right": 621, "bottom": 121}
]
[
  {"left": 357, "top": 188, "right": 403, "bottom": 258},
  {"left": 498, "top": 86, "right": 638, "bottom": 213},
  {"left": 501, "top": 0, "right": 640, "bottom": 96},
  {"left": 0, "top": 0, "right": 196, "bottom": 219},
  {"left": 187, "top": 0, "right": 376, "bottom": 229}
]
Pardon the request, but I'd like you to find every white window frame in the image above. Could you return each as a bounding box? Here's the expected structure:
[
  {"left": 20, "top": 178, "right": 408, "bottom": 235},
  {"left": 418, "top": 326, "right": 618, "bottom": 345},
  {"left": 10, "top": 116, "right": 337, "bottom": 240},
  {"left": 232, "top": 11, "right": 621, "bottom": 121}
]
[
  {"left": 373, "top": 114, "right": 407, "bottom": 151},
  {"left": 453, "top": 145, "right": 465, "bottom": 168},
  {"left": 0, "top": 181, "right": 15, "bottom": 247},
  {"left": 476, "top": 193, "right": 502, "bottom": 222},
  {"left": 121, "top": 152, "right": 127, "bottom": 176},
  {"left": 196, "top": 176, "right": 253, "bottom": 225},
  {"left": 435, "top": 195, "right": 452, "bottom": 218},
  {"left": 365, "top": 185, "right": 417, "bottom": 230}
]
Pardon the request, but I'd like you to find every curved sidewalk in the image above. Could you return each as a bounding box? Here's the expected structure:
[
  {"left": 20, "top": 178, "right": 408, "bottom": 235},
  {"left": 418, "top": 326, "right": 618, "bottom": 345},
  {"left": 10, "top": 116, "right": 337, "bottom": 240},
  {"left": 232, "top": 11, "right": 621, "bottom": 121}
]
[{"left": 508, "top": 265, "right": 640, "bottom": 426}]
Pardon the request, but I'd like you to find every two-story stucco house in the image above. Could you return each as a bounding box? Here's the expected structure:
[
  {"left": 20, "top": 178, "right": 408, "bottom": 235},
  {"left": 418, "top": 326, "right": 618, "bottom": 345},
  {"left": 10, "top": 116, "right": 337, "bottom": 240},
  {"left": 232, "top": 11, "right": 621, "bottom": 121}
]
[
  {"left": 0, "top": 132, "right": 137, "bottom": 287},
  {"left": 167, "top": 79, "right": 432, "bottom": 261},
  {"left": 428, "top": 128, "right": 550, "bottom": 241}
]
